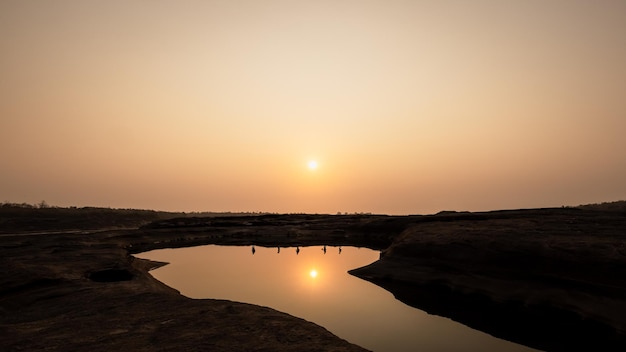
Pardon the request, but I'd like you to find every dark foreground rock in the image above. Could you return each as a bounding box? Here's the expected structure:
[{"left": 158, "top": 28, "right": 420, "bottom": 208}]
[
  {"left": 350, "top": 208, "right": 626, "bottom": 351},
  {"left": 0, "top": 229, "right": 367, "bottom": 352},
  {"left": 2, "top": 206, "right": 626, "bottom": 351}
]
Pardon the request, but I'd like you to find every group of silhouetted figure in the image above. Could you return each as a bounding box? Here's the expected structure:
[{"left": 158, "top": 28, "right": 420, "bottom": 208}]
[{"left": 251, "top": 245, "right": 342, "bottom": 255}]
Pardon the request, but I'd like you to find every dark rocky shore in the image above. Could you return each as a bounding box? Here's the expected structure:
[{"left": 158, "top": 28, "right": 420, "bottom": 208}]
[{"left": 2, "top": 205, "right": 626, "bottom": 351}]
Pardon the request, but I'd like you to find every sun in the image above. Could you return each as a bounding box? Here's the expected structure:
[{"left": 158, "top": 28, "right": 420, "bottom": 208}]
[
  {"left": 307, "top": 160, "right": 318, "bottom": 170},
  {"left": 309, "top": 269, "right": 318, "bottom": 278}
]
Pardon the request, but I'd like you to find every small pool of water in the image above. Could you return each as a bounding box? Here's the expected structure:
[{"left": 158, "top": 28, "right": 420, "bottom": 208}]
[{"left": 135, "top": 245, "right": 538, "bottom": 352}]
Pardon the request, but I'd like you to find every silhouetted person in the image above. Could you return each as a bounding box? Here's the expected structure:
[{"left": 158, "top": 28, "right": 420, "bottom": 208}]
[
  {"left": 251, "top": 246, "right": 256, "bottom": 255},
  {"left": 277, "top": 247, "right": 280, "bottom": 254},
  {"left": 339, "top": 246, "right": 342, "bottom": 254},
  {"left": 296, "top": 246, "right": 300, "bottom": 255},
  {"left": 323, "top": 245, "right": 327, "bottom": 254}
]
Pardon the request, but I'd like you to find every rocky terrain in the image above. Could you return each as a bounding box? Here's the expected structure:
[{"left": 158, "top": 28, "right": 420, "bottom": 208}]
[
  {"left": 351, "top": 208, "right": 626, "bottom": 351},
  {"left": 2, "top": 204, "right": 626, "bottom": 351}
]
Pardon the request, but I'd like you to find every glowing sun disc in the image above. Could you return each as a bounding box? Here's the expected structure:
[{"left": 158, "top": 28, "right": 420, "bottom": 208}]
[
  {"left": 309, "top": 269, "right": 318, "bottom": 278},
  {"left": 308, "top": 160, "right": 318, "bottom": 170}
]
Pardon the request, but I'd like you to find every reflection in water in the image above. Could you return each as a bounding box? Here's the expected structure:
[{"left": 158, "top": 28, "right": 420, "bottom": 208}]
[
  {"left": 258, "top": 244, "right": 339, "bottom": 256},
  {"left": 136, "top": 245, "right": 537, "bottom": 352}
]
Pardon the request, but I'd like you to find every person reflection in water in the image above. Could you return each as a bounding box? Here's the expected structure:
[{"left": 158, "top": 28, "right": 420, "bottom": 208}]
[
  {"left": 296, "top": 246, "right": 300, "bottom": 255},
  {"left": 323, "top": 245, "right": 327, "bottom": 254},
  {"left": 251, "top": 246, "right": 256, "bottom": 255}
]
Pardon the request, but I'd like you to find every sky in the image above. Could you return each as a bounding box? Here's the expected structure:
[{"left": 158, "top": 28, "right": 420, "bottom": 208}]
[{"left": 1, "top": 0, "right": 625, "bottom": 215}]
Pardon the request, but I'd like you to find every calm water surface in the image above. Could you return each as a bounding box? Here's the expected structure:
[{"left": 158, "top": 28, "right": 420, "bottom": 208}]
[{"left": 135, "top": 245, "right": 538, "bottom": 352}]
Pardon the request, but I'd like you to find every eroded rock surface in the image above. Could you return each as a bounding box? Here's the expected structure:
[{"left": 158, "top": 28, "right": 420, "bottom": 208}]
[
  {"left": 0, "top": 229, "right": 367, "bottom": 352},
  {"left": 350, "top": 209, "right": 626, "bottom": 351},
  {"left": 2, "top": 207, "right": 626, "bottom": 351}
]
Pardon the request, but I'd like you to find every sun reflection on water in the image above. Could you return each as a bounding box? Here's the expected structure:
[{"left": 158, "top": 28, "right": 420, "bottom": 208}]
[{"left": 135, "top": 245, "right": 537, "bottom": 352}]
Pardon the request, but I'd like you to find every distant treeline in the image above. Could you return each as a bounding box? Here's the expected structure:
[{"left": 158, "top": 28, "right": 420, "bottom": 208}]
[
  {"left": 0, "top": 202, "right": 269, "bottom": 233},
  {"left": 577, "top": 200, "right": 626, "bottom": 212},
  {"left": 2, "top": 200, "right": 624, "bottom": 233},
  {"left": 0, "top": 201, "right": 269, "bottom": 216},
  {"left": 0, "top": 201, "right": 263, "bottom": 214}
]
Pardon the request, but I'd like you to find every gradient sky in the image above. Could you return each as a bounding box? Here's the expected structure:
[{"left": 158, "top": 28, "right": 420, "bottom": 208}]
[{"left": 1, "top": 1, "right": 625, "bottom": 214}]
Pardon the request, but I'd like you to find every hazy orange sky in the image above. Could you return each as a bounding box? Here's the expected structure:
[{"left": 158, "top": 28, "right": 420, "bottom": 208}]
[{"left": 1, "top": 1, "right": 625, "bottom": 214}]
